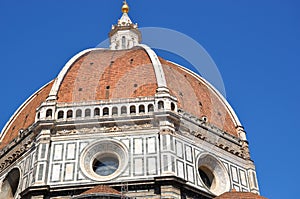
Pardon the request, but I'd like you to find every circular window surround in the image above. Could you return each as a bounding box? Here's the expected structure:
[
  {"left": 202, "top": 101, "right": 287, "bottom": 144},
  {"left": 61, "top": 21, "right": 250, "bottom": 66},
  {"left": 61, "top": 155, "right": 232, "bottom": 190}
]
[
  {"left": 80, "top": 139, "right": 128, "bottom": 181},
  {"left": 0, "top": 167, "right": 21, "bottom": 199},
  {"left": 197, "top": 153, "right": 230, "bottom": 196}
]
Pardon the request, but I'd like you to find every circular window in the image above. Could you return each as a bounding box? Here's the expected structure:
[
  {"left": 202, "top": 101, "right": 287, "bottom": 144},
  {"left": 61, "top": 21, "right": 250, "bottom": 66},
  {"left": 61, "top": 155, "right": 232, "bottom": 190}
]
[
  {"left": 197, "top": 154, "right": 230, "bottom": 195},
  {"left": 80, "top": 139, "right": 128, "bottom": 181},
  {"left": 198, "top": 166, "right": 214, "bottom": 189},
  {"left": 0, "top": 168, "right": 20, "bottom": 199},
  {"left": 93, "top": 153, "right": 119, "bottom": 176}
]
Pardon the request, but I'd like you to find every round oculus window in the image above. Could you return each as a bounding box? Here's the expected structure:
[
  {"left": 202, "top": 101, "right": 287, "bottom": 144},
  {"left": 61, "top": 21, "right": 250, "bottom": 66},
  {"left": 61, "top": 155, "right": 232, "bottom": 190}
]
[
  {"left": 198, "top": 166, "right": 214, "bottom": 189},
  {"left": 93, "top": 154, "right": 119, "bottom": 176},
  {"left": 80, "top": 139, "right": 128, "bottom": 181},
  {"left": 197, "top": 154, "right": 230, "bottom": 195},
  {"left": 0, "top": 168, "right": 20, "bottom": 199}
]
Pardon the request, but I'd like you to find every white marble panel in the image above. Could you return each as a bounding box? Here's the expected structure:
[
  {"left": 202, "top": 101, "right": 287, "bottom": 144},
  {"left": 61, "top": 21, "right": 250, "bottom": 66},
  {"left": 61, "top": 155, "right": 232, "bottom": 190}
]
[
  {"left": 147, "top": 137, "right": 156, "bottom": 154},
  {"left": 51, "top": 164, "right": 61, "bottom": 182},
  {"left": 53, "top": 144, "right": 63, "bottom": 161},
  {"left": 177, "top": 160, "right": 185, "bottom": 179},
  {"left": 176, "top": 141, "right": 183, "bottom": 158},
  {"left": 231, "top": 166, "right": 239, "bottom": 183},
  {"left": 240, "top": 169, "right": 247, "bottom": 187},
  {"left": 186, "top": 164, "right": 194, "bottom": 183},
  {"left": 66, "top": 143, "right": 76, "bottom": 160},
  {"left": 147, "top": 157, "right": 157, "bottom": 175},
  {"left": 134, "top": 158, "right": 144, "bottom": 176},
  {"left": 64, "top": 163, "right": 74, "bottom": 181},
  {"left": 185, "top": 145, "right": 193, "bottom": 162},
  {"left": 134, "top": 138, "right": 143, "bottom": 155}
]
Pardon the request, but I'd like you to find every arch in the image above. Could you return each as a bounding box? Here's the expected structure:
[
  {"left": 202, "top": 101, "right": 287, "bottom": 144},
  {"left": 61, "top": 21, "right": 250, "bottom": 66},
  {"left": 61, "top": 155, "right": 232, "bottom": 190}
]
[
  {"left": 85, "top": 109, "right": 91, "bottom": 117},
  {"left": 57, "top": 111, "right": 64, "bottom": 119},
  {"left": 139, "top": 105, "right": 145, "bottom": 113},
  {"left": 67, "top": 110, "right": 73, "bottom": 118},
  {"left": 94, "top": 108, "right": 100, "bottom": 116},
  {"left": 171, "top": 102, "right": 176, "bottom": 111},
  {"left": 148, "top": 104, "right": 154, "bottom": 112},
  {"left": 76, "top": 109, "right": 82, "bottom": 118},
  {"left": 112, "top": 107, "right": 118, "bottom": 116},
  {"left": 103, "top": 107, "right": 109, "bottom": 116},
  {"left": 158, "top": 101, "right": 164, "bottom": 110},
  {"left": 46, "top": 109, "right": 53, "bottom": 118},
  {"left": 121, "top": 106, "right": 127, "bottom": 115},
  {"left": 130, "top": 105, "right": 136, "bottom": 114},
  {"left": 122, "top": 36, "right": 126, "bottom": 49}
]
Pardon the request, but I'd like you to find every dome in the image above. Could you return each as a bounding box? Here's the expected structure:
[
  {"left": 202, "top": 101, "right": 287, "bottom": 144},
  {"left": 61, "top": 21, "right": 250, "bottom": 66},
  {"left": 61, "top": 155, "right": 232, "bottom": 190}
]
[
  {"left": 0, "top": 45, "right": 242, "bottom": 150},
  {"left": 0, "top": 2, "right": 261, "bottom": 199}
]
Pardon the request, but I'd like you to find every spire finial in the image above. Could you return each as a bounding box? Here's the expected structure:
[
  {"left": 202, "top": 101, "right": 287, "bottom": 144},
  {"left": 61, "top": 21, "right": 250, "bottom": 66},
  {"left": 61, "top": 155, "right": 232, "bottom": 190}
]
[{"left": 122, "top": 0, "right": 129, "bottom": 13}]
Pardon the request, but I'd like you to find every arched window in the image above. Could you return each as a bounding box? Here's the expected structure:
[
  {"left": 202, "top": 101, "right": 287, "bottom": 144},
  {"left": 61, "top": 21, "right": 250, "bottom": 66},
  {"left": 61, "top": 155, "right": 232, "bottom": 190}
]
[
  {"left": 58, "top": 111, "right": 64, "bottom": 119},
  {"left": 171, "top": 102, "right": 176, "bottom": 111},
  {"left": 85, "top": 109, "right": 91, "bottom": 117},
  {"left": 148, "top": 104, "right": 154, "bottom": 112},
  {"left": 139, "top": 105, "right": 145, "bottom": 113},
  {"left": 67, "top": 110, "right": 73, "bottom": 118},
  {"left": 158, "top": 101, "right": 164, "bottom": 110},
  {"left": 121, "top": 106, "right": 127, "bottom": 115},
  {"left": 46, "top": 109, "right": 52, "bottom": 118},
  {"left": 112, "top": 107, "right": 118, "bottom": 116},
  {"left": 130, "top": 105, "right": 136, "bottom": 114},
  {"left": 103, "top": 107, "right": 109, "bottom": 116},
  {"left": 76, "top": 109, "right": 82, "bottom": 118},
  {"left": 122, "top": 36, "right": 126, "bottom": 49},
  {"left": 94, "top": 108, "right": 100, "bottom": 116}
]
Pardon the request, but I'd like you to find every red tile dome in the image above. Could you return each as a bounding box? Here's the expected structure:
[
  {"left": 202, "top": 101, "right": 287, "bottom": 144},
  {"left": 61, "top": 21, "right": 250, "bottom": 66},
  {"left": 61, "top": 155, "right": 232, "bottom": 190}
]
[{"left": 0, "top": 45, "right": 243, "bottom": 150}]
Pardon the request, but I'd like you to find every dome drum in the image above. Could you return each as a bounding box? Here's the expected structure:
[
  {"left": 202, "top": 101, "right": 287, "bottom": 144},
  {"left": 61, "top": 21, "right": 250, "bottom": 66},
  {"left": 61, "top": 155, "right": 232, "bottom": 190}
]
[{"left": 34, "top": 96, "right": 179, "bottom": 124}]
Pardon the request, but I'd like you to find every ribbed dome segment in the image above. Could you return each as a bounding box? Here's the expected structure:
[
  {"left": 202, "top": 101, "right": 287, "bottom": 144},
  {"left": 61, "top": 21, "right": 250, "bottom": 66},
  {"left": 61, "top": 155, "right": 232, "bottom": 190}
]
[
  {"left": 52, "top": 46, "right": 238, "bottom": 136},
  {"left": 160, "top": 59, "right": 238, "bottom": 136},
  {"left": 0, "top": 81, "right": 54, "bottom": 149},
  {"left": 0, "top": 45, "right": 241, "bottom": 150},
  {"left": 57, "top": 47, "right": 157, "bottom": 102}
]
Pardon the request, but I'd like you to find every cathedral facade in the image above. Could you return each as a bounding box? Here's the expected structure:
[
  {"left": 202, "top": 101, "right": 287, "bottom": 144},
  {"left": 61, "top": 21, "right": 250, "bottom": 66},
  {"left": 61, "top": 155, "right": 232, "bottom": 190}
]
[{"left": 0, "top": 2, "right": 264, "bottom": 199}]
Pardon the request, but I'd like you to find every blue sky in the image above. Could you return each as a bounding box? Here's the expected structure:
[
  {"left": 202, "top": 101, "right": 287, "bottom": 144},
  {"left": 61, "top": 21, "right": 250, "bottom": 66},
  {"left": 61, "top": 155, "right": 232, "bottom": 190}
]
[{"left": 0, "top": 1, "right": 299, "bottom": 198}]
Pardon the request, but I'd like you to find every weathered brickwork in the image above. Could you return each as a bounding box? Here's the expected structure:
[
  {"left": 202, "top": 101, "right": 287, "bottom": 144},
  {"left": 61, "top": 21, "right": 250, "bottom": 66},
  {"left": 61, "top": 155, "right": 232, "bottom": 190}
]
[
  {"left": 55, "top": 47, "right": 238, "bottom": 136},
  {"left": 160, "top": 59, "right": 237, "bottom": 136},
  {"left": 57, "top": 47, "right": 157, "bottom": 102},
  {"left": 0, "top": 81, "right": 54, "bottom": 149},
  {"left": 0, "top": 47, "right": 239, "bottom": 151}
]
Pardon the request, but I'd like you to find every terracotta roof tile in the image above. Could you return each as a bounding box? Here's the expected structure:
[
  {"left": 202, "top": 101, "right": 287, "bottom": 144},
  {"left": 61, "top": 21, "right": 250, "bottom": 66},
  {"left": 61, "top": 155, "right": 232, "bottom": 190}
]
[
  {"left": 81, "top": 185, "right": 121, "bottom": 196},
  {"left": 214, "top": 191, "right": 267, "bottom": 199}
]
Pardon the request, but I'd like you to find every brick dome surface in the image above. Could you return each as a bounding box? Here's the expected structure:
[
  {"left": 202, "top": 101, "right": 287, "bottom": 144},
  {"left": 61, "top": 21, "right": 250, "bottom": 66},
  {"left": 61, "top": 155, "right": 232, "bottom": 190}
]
[
  {"left": 0, "top": 46, "right": 241, "bottom": 150},
  {"left": 0, "top": 81, "right": 54, "bottom": 150}
]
